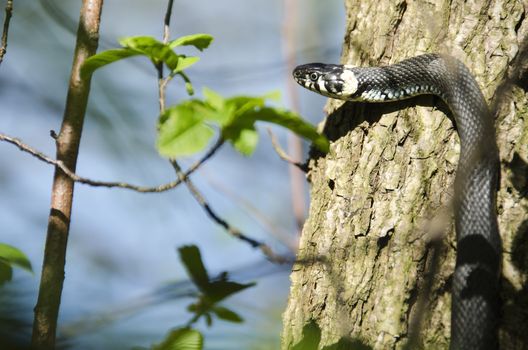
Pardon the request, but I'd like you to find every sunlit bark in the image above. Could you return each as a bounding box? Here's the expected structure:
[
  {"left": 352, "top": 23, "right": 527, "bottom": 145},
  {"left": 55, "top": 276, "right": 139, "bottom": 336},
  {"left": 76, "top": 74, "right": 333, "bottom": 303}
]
[{"left": 282, "top": 0, "right": 528, "bottom": 348}]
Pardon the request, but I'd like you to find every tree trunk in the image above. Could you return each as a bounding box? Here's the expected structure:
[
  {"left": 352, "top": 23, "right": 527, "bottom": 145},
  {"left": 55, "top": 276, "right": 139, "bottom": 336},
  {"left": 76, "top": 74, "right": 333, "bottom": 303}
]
[{"left": 281, "top": 0, "right": 528, "bottom": 349}]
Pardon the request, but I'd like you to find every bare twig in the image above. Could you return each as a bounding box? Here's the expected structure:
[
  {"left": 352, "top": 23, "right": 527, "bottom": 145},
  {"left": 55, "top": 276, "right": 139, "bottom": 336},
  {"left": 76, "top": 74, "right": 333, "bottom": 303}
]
[
  {"left": 157, "top": 0, "right": 174, "bottom": 111},
  {"left": 266, "top": 128, "right": 307, "bottom": 172},
  {"left": 163, "top": 0, "right": 174, "bottom": 44},
  {"left": 0, "top": 132, "right": 223, "bottom": 192},
  {"left": 0, "top": 0, "right": 13, "bottom": 65},
  {"left": 32, "top": 0, "right": 103, "bottom": 348},
  {"left": 170, "top": 160, "right": 291, "bottom": 264},
  {"left": 201, "top": 173, "right": 299, "bottom": 252}
]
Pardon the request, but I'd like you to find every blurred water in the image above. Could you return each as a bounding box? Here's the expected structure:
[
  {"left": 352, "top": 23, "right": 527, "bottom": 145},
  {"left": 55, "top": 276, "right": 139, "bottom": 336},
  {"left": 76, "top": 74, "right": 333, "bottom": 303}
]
[{"left": 0, "top": 0, "right": 345, "bottom": 348}]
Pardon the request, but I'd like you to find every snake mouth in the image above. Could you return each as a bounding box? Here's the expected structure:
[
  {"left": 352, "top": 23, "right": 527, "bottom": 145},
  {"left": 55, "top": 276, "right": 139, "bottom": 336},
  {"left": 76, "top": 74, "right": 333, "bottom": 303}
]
[
  {"left": 291, "top": 74, "right": 312, "bottom": 91},
  {"left": 293, "top": 76, "right": 308, "bottom": 88},
  {"left": 292, "top": 68, "right": 309, "bottom": 87},
  {"left": 291, "top": 73, "right": 302, "bottom": 84},
  {"left": 292, "top": 65, "right": 325, "bottom": 94},
  {"left": 292, "top": 63, "right": 358, "bottom": 98}
]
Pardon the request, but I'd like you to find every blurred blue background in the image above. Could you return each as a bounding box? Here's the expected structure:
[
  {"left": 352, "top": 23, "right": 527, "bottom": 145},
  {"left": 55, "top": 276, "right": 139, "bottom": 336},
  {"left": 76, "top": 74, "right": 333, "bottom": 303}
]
[{"left": 0, "top": 0, "right": 344, "bottom": 348}]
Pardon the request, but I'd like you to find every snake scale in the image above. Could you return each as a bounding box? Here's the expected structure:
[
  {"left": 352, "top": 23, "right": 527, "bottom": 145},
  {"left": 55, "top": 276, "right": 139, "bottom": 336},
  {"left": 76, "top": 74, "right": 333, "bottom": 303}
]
[{"left": 293, "top": 54, "right": 501, "bottom": 349}]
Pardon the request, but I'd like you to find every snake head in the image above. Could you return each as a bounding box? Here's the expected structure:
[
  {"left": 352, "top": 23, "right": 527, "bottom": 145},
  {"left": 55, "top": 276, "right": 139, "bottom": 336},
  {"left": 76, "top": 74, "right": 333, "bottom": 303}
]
[{"left": 293, "top": 63, "right": 358, "bottom": 99}]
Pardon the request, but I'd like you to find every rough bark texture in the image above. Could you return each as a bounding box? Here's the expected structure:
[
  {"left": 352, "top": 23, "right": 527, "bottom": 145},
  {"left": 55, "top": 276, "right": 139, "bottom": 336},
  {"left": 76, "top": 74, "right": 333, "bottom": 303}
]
[{"left": 282, "top": 0, "right": 528, "bottom": 349}]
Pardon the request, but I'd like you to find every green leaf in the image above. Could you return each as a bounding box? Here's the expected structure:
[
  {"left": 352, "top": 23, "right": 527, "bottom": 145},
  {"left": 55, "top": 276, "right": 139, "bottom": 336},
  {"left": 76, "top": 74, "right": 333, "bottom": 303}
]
[
  {"left": 81, "top": 48, "right": 140, "bottom": 78},
  {"left": 262, "top": 90, "right": 282, "bottom": 101},
  {"left": 175, "top": 100, "right": 222, "bottom": 123},
  {"left": 223, "top": 92, "right": 280, "bottom": 114},
  {"left": 157, "top": 104, "right": 214, "bottom": 158},
  {"left": 119, "top": 36, "right": 180, "bottom": 71},
  {"left": 158, "top": 91, "right": 327, "bottom": 158},
  {"left": 205, "top": 280, "right": 256, "bottom": 303},
  {"left": 231, "top": 128, "right": 259, "bottom": 156},
  {"left": 202, "top": 87, "right": 224, "bottom": 111},
  {"left": 199, "top": 88, "right": 236, "bottom": 125},
  {"left": 244, "top": 107, "right": 329, "bottom": 152},
  {"left": 0, "top": 243, "right": 32, "bottom": 272},
  {"left": 119, "top": 36, "right": 163, "bottom": 52},
  {"left": 169, "top": 34, "right": 214, "bottom": 51},
  {"left": 221, "top": 104, "right": 329, "bottom": 155},
  {"left": 186, "top": 302, "right": 201, "bottom": 314},
  {"left": 173, "top": 56, "right": 200, "bottom": 73},
  {"left": 0, "top": 262, "right": 12, "bottom": 286},
  {"left": 82, "top": 35, "right": 207, "bottom": 80},
  {"left": 153, "top": 328, "right": 203, "bottom": 350},
  {"left": 209, "top": 93, "right": 328, "bottom": 155},
  {"left": 212, "top": 306, "right": 244, "bottom": 323},
  {"left": 226, "top": 96, "right": 266, "bottom": 117},
  {"left": 178, "top": 246, "right": 210, "bottom": 292}
]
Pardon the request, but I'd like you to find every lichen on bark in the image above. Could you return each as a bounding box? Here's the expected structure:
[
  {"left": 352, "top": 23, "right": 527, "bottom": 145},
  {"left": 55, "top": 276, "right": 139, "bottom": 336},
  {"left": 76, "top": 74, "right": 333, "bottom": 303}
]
[{"left": 282, "top": 0, "right": 528, "bottom": 349}]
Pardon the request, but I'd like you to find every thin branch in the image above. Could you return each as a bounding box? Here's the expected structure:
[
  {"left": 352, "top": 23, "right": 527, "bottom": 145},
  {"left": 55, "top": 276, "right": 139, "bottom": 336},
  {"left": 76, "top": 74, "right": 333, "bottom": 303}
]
[
  {"left": 0, "top": 132, "right": 223, "bottom": 192},
  {"left": 32, "top": 0, "right": 103, "bottom": 348},
  {"left": 157, "top": 0, "right": 174, "bottom": 110},
  {"left": 0, "top": 0, "right": 13, "bottom": 65},
  {"left": 201, "top": 173, "right": 299, "bottom": 252},
  {"left": 163, "top": 0, "right": 174, "bottom": 44},
  {"left": 157, "top": 0, "right": 289, "bottom": 264},
  {"left": 170, "top": 160, "right": 291, "bottom": 264},
  {"left": 266, "top": 128, "right": 306, "bottom": 172}
]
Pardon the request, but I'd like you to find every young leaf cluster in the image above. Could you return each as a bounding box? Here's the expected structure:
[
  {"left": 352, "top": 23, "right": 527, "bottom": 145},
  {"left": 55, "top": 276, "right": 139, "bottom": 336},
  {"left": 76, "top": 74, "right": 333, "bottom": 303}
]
[
  {"left": 139, "top": 245, "right": 254, "bottom": 350},
  {"left": 178, "top": 245, "right": 255, "bottom": 327},
  {"left": 158, "top": 88, "right": 329, "bottom": 158},
  {"left": 81, "top": 33, "right": 214, "bottom": 94},
  {"left": 81, "top": 32, "right": 328, "bottom": 160}
]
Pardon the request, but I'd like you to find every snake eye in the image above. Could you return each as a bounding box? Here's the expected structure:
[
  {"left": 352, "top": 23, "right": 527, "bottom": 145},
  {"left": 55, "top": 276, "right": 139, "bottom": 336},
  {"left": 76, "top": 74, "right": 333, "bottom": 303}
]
[{"left": 309, "top": 73, "right": 318, "bottom": 81}]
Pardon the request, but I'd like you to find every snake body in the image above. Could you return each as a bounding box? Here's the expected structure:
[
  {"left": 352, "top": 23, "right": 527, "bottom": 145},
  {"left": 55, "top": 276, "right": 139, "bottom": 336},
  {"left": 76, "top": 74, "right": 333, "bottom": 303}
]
[{"left": 293, "top": 54, "right": 501, "bottom": 349}]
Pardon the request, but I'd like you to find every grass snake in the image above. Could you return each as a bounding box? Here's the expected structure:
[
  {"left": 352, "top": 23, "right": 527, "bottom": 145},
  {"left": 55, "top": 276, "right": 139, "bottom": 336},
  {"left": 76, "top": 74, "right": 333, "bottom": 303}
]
[{"left": 293, "top": 53, "right": 501, "bottom": 349}]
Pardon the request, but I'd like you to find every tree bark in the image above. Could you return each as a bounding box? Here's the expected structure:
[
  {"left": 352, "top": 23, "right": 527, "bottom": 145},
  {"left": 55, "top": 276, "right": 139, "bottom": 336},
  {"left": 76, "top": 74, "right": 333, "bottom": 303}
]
[{"left": 282, "top": 0, "right": 528, "bottom": 349}]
